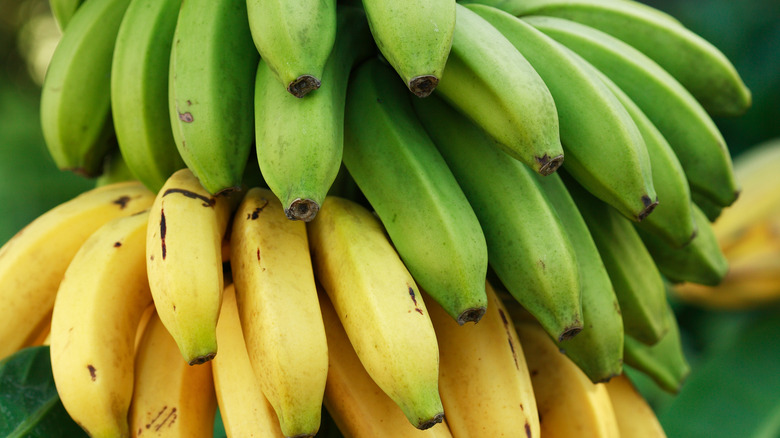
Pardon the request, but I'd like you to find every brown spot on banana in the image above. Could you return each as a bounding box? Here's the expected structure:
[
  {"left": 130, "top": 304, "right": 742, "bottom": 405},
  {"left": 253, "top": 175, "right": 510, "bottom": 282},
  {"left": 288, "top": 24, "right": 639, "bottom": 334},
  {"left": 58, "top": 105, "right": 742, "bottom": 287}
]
[
  {"left": 408, "top": 286, "right": 424, "bottom": 315},
  {"left": 87, "top": 365, "right": 96, "bottom": 381},
  {"left": 160, "top": 209, "right": 167, "bottom": 260},
  {"left": 112, "top": 195, "right": 131, "bottom": 209},
  {"left": 162, "top": 188, "right": 215, "bottom": 207},
  {"left": 498, "top": 308, "right": 520, "bottom": 370}
]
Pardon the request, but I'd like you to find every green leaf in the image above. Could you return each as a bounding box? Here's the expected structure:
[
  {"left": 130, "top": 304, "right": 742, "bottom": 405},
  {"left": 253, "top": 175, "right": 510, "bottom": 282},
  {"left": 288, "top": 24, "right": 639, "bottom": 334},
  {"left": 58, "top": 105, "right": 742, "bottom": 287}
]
[
  {"left": 658, "top": 310, "right": 780, "bottom": 437},
  {"left": 0, "top": 346, "right": 88, "bottom": 438}
]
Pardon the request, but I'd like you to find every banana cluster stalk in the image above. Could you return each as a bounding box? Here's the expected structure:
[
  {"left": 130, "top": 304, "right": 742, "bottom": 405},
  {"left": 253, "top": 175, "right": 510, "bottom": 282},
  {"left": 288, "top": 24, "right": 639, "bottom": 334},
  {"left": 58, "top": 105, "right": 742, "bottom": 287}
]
[{"left": 6, "top": 0, "right": 760, "bottom": 434}]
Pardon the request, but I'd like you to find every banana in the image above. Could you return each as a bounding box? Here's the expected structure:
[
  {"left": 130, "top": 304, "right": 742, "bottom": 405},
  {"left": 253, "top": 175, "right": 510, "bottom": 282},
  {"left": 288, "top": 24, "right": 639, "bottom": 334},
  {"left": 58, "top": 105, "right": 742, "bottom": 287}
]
[
  {"left": 49, "top": 0, "right": 85, "bottom": 30},
  {"left": 471, "top": 4, "right": 657, "bottom": 222},
  {"left": 514, "top": 321, "right": 620, "bottom": 438},
  {"left": 525, "top": 15, "right": 739, "bottom": 208},
  {"left": 693, "top": 191, "right": 724, "bottom": 223},
  {"left": 412, "top": 94, "right": 581, "bottom": 341},
  {"left": 230, "top": 188, "right": 328, "bottom": 437},
  {"left": 343, "top": 58, "right": 488, "bottom": 325},
  {"left": 426, "top": 281, "right": 540, "bottom": 438},
  {"left": 565, "top": 177, "right": 669, "bottom": 346},
  {"left": 146, "top": 169, "right": 234, "bottom": 365},
  {"left": 434, "top": 4, "right": 564, "bottom": 176},
  {"left": 488, "top": 0, "right": 752, "bottom": 117},
  {"left": 168, "top": 0, "right": 259, "bottom": 195},
  {"left": 50, "top": 211, "right": 152, "bottom": 438},
  {"left": 308, "top": 196, "right": 444, "bottom": 430},
  {"left": 623, "top": 299, "right": 690, "bottom": 394},
  {"left": 40, "top": 0, "right": 130, "bottom": 177},
  {"left": 360, "top": 0, "right": 455, "bottom": 97},
  {"left": 246, "top": 0, "right": 336, "bottom": 98},
  {"left": 129, "top": 311, "right": 217, "bottom": 438},
  {"left": 254, "top": 7, "right": 374, "bottom": 221},
  {"left": 604, "top": 374, "right": 668, "bottom": 438},
  {"left": 111, "top": 0, "right": 185, "bottom": 193},
  {"left": 212, "top": 284, "right": 285, "bottom": 437},
  {"left": 319, "top": 290, "right": 454, "bottom": 438},
  {"left": 637, "top": 204, "right": 728, "bottom": 286},
  {"left": 531, "top": 172, "right": 624, "bottom": 383},
  {"left": 599, "top": 71, "right": 697, "bottom": 248},
  {"left": 0, "top": 181, "right": 153, "bottom": 361}
]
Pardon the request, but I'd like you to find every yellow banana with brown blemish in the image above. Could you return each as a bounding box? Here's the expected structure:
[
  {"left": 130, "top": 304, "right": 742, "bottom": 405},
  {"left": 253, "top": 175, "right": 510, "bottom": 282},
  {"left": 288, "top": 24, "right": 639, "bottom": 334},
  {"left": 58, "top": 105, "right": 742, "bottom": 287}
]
[
  {"left": 0, "top": 181, "right": 154, "bottom": 361},
  {"left": 50, "top": 211, "right": 152, "bottom": 438},
  {"left": 230, "top": 188, "right": 328, "bottom": 438},
  {"left": 146, "top": 169, "right": 234, "bottom": 365},
  {"left": 604, "top": 374, "right": 668, "bottom": 438}
]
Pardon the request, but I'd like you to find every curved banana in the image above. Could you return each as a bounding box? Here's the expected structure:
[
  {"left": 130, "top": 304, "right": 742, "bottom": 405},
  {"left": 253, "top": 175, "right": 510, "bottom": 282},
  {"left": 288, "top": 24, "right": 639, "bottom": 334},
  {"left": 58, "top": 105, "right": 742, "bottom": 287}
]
[
  {"left": 319, "top": 291, "right": 454, "bottom": 438},
  {"left": 525, "top": 15, "right": 739, "bottom": 208},
  {"left": 255, "top": 7, "right": 374, "bottom": 221},
  {"left": 129, "top": 311, "right": 217, "bottom": 438},
  {"left": 599, "top": 72, "right": 697, "bottom": 248},
  {"left": 50, "top": 211, "right": 152, "bottom": 438},
  {"left": 308, "top": 196, "right": 444, "bottom": 430},
  {"left": 343, "top": 58, "right": 488, "bottom": 325},
  {"left": 427, "top": 281, "right": 540, "bottom": 438},
  {"left": 146, "top": 169, "right": 233, "bottom": 365},
  {"left": 168, "top": 0, "right": 259, "bottom": 194},
  {"left": 49, "top": 0, "right": 84, "bottom": 30},
  {"left": 565, "top": 178, "right": 669, "bottom": 346},
  {"left": 532, "top": 172, "right": 625, "bottom": 383},
  {"left": 514, "top": 321, "right": 620, "bottom": 438},
  {"left": 637, "top": 204, "right": 728, "bottom": 286},
  {"left": 246, "top": 0, "right": 336, "bottom": 97},
  {"left": 40, "top": 0, "right": 130, "bottom": 177},
  {"left": 111, "top": 0, "right": 185, "bottom": 193},
  {"left": 360, "top": 0, "right": 455, "bottom": 97},
  {"left": 230, "top": 188, "right": 328, "bottom": 437},
  {"left": 0, "top": 181, "right": 154, "bottom": 360},
  {"left": 471, "top": 4, "right": 656, "bottom": 222},
  {"left": 604, "top": 374, "right": 668, "bottom": 438},
  {"left": 488, "top": 0, "right": 751, "bottom": 116},
  {"left": 623, "top": 300, "right": 690, "bottom": 394},
  {"left": 212, "top": 284, "right": 284, "bottom": 437},
  {"left": 412, "top": 94, "right": 581, "bottom": 341},
  {"left": 434, "top": 4, "right": 564, "bottom": 176}
]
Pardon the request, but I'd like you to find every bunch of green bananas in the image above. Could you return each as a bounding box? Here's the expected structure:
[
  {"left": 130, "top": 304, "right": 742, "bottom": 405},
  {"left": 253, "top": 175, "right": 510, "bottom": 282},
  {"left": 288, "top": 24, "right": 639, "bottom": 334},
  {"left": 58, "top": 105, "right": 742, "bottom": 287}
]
[{"left": 7, "top": 0, "right": 753, "bottom": 435}]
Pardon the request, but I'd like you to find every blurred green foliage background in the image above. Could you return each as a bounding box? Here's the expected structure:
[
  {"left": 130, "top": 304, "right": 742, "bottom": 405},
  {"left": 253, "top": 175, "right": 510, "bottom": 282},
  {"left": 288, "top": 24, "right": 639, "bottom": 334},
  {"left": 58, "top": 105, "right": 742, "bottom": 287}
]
[{"left": 0, "top": 0, "right": 778, "bottom": 437}]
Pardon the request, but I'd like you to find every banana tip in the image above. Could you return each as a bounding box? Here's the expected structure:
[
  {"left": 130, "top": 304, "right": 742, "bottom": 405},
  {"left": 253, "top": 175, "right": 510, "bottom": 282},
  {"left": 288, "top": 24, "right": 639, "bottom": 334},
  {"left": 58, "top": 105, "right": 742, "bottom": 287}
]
[
  {"left": 457, "top": 307, "right": 486, "bottom": 325},
  {"left": 537, "top": 154, "right": 564, "bottom": 176},
  {"left": 558, "top": 325, "right": 582, "bottom": 342},
  {"left": 285, "top": 199, "right": 320, "bottom": 222},
  {"left": 637, "top": 195, "right": 659, "bottom": 221},
  {"left": 416, "top": 412, "right": 445, "bottom": 430},
  {"left": 408, "top": 75, "right": 439, "bottom": 98},
  {"left": 288, "top": 75, "right": 321, "bottom": 98},
  {"left": 188, "top": 352, "right": 216, "bottom": 366}
]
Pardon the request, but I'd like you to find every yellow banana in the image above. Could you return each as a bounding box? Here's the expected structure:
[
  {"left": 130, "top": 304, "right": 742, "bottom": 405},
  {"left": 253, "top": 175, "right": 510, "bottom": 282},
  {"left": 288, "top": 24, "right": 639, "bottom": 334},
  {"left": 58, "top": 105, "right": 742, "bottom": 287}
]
[
  {"left": 319, "top": 290, "right": 454, "bottom": 438},
  {"left": 50, "top": 211, "right": 152, "bottom": 438},
  {"left": 0, "top": 181, "right": 153, "bottom": 360},
  {"left": 515, "top": 321, "right": 620, "bottom": 438},
  {"left": 212, "top": 284, "right": 284, "bottom": 437},
  {"left": 604, "top": 374, "right": 668, "bottom": 438},
  {"left": 427, "top": 281, "right": 540, "bottom": 438},
  {"left": 129, "top": 311, "right": 217, "bottom": 437},
  {"left": 230, "top": 187, "right": 328, "bottom": 437},
  {"left": 308, "top": 196, "right": 444, "bottom": 430},
  {"left": 146, "top": 169, "right": 233, "bottom": 365}
]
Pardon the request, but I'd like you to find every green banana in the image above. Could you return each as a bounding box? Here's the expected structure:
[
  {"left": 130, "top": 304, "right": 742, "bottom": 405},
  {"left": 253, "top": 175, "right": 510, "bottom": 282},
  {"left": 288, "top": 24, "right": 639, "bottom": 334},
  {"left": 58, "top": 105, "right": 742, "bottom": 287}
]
[
  {"left": 565, "top": 176, "right": 669, "bottom": 346},
  {"left": 254, "top": 7, "right": 374, "bottom": 221},
  {"left": 49, "top": 0, "right": 85, "bottom": 31},
  {"left": 532, "top": 171, "right": 625, "bottom": 383},
  {"left": 412, "top": 94, "right": 582, "bottom": 342},
  {"left": 434, "top": 4, "right": 564, "bottom": 176},
  {"left": 343, "top": 58, "right": 489, "bottom": 325},
  {"left": 599, "top": 71, "right": 698, "bottom": 248},
  {"left": 525, "top": 15, "right": 739, "bottom": 208},
  {"left": 479, "top": 0, "right": 751, "bottom": 116},
  {"left": 168, "top": 0, "right": 259, "bottom": 195},
  {"left": 470, "top": 4, "right": 656, "bottom": 222},
  {"left": 246, "top": 0, "right": 337, "bottom": 98},
  {"left": 360, "top": 0, "right": 455, "bottom": 97},
  {"left": 95, "top": 150, "right": 135, "bottom": 188},
  {"left": 40, "top": 0, "right": 130, "bottom": 177},
  {"left": 624, "top": 300, "right": 690, "bottom": 394},
  {"left": 111, "top": 0, "right": 185, "bottom": 193},
  {"left": 636, "top": 204, "right": 728, "bottom": 287},
  {"left": 692, "top": 191, "right": 724, "bottom": 223}
]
